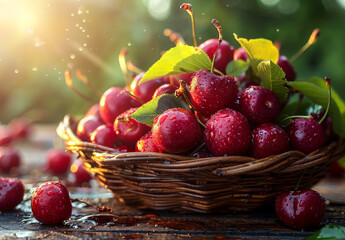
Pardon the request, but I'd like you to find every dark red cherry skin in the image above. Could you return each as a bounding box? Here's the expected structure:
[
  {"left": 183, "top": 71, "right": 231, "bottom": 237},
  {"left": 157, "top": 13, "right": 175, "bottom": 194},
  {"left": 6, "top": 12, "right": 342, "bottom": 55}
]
[
  {"left": 31, "top": 181, "right": 72, "bottom": 224},
  {"left": 76, "top": 115, "right": 103, "bottom": 142},
  {"left": 199, "top": 39, "right": 234, "bottom": 74},
  {"left": 233, "top": 48, "right": 248, "bottom": 61},
  {"left": 70, "top": 160, "right": 92, "bottom": 185},
  {"left": 204, "top": 108, "right": 251, "bottom": 156},
  {"left": 90, "top": 125, "right": 119, "bottom": 149},
  {"left": 288, "top": 118, "right": 325, "bottom": 154},
  {"left": 0, "top": 147, "right": 21, "bottom": 173},
  {"left": 190, "top": 70, "right": 238, "bottom": 117},
  {"left": 85, "top": 104, "right": 103, "bottom": 122},
  {"left": 135, "top": 132, "right": 160, "bottom": 152},
  {"left": 46, "top": 149, "right": 72, "bottom": 176},
  {"left": 0, "top": 126, "right": 12, "bottom": 146},
  {"left": 163, "top": 72, "right": 195, "bottom": 86},
  {"left": 8, "top": 118, "right": 32, "bottom": 139},
  {"left": 252, "top": 123, "right": 290, "bottom": 158},
  {"left": 152, "top": 84, "right": 178, "bottom": 99},
  {"left": 152, "top": 108, "right": 202, "bottom": 154},
  {"left": 114, "top": 108, "right": 151, "bottom": 147},
  {"left": 0, "top": 177, "right": 25, "bottom": 211},
  {"left": 238, "top": 85, "right": 281, "bottom": 125},
  {"left": 99, "top": 87, "right": 141, "bottom": 125},
  {"left": 275, "top": 190, "right": 325, "bottom": 229},
  {"left": 193, "top": 151, "right": 212, "bottom": 158},
  {"left": 328, "top": 161, "right": 345, "bottom": 178},
  {"left": 116, "top": 145, "right": 134, "bottom": 153},
  {"left": 130, "top": 72, "right": 166, "bottom": 103},
  {"left": 278, "top": 55, "right": 296, "bottom": 82}
]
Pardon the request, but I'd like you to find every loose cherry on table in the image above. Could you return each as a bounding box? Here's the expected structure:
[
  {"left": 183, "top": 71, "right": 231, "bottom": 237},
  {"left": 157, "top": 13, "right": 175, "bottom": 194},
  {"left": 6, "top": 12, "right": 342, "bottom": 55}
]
[
  {"left": 70, "top": 160, "right": 93, "bottom": 186},
  {"left": 31, "top": 181, "right": 72, "bottom": 224},
  {"left": 152, "top": 108, "right": 202, "bottom": 154},
  {"left": 46, "top": 149, "right": 72, "bottom": 176},
  {"left": 0, "top": 177, "right": 25, "bottom": 211},
  {"left": 204, "top": 108, "right": 251, "bottom": 156},
  {"left": 0, "top": 147, "right": 21, "bottom": 173},
  {"left": 275, "top": 189, "right": 325, "bottom": 229}
]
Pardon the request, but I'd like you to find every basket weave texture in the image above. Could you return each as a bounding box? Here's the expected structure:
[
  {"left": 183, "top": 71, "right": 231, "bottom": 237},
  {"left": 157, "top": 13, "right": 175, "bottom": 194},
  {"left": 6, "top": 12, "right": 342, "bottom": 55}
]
[{"left": 57, "top": 115, "right": 345, "bottom": 213}]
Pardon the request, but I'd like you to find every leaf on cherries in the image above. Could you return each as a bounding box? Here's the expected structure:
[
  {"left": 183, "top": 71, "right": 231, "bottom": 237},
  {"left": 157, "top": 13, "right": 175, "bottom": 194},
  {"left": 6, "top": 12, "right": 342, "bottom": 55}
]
[
  {"left": 257, "top": 60, "right": 288, "bottom": 103},
  {"left": 140, "top": 45, "right": 211, "bottom": 84},
  {"left": 226, "top": 60, "right": 250, "bottom": 76},
  {"left": 233, "top": 33, "right": 279, "bottom": 75},
  {"left": 129, "top": 94, "right": 189, "bottom": 126},
  {"left": 287, "top": 79, "right": 345, "bottom": 138},
  {"left": 305, "top": 224, "right": 345, "bottom": 240}
]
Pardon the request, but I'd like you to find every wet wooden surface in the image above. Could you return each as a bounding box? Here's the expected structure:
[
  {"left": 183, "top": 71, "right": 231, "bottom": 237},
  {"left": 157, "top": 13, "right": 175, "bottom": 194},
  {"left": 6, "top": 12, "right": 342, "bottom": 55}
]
[{"left": 0, "top": 125, "right": 344, "bottom": 240}]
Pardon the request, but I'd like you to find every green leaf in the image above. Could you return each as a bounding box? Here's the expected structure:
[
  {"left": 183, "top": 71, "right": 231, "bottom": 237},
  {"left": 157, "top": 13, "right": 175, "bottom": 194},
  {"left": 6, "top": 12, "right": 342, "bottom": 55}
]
[
  {"left": 233, "top": 33, "right": 279, "bottom": 74},
  {"left": 226, "top": 60, "right": 250, "bottom": 76},
  {"left": 140, "top": 45, "right": 212, "bottom": 84},
  {"left": 129, "top": 94, "right": 189, "bottom": 126},
  {"left": 305, "top": 224, "right": 345, "bottom": 240},
  {"left": 287, "top": 81, "right": 345, "bottom": 138},
  {"left": 257, "top": 60, "right": 288, "bottom": 103}
]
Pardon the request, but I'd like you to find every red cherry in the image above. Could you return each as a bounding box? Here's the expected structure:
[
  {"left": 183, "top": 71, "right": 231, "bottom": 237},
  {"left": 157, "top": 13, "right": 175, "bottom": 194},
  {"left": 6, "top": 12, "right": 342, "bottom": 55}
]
[
  {"left": 152, "top": 108, "right": 202, "bottom": 153},
  {"left": 328, "top": 161, "right": 345, "bottom": 178},
  {"left": 204, "top": 108, "right": 251, "bottom": 156},
  {"left": 190, "top": 70, "right": 238, "bottom": 117},
  {"left": 90, "top": 125, "right": 119, "bottom": 148},
  {"left": 116, "top": 145, "right": 135, "bottom": 153},
  {"left": 233, "top": 48, "right": 248, "bottom": 61},
  {"left": 162, "top": 72, "right": 194, "bottom": 86},
  {"left": 99, "top": 87, "right": 141, "bottom": 125},
  {"left": 70, "top": 160, "right": 92, "bottom": 186},
  {"left": 278, "top": 55, "right": 296, "bottom": 82},
  {"left": 0, "top": 177, "right": 25, "bottom": 211},
  {"left": 114, "top": 108, "right": 151, "bottom": 147},
  {"left": 199, "top": 39, "right": 234, "bottom": 74},
  {"left": 0, "top": 126, "right": 12, "bottom": 146},
  {"left": 85, "top": 104, "right": 103, "bottom": 122},
  {"left": 46, "top": 149, "right": 72, "bottom": 176},
  {"left": 135, "top": 132, "right": 160, "bottom": 152},
  {"left": 152, "top": 84, "right": 178, "bottom": 99},
  {"left": 288, "top": 118, "right": 325, "bottom": 154},
  {"left": 238, "top": 85, "right": 281, "bottom": 125},
  {"left": 31, "top": 181, "right": 72, "bottom": 224},
  {"left": 0, "top": 147, "right": 21, "bottom": 173},
  {"left": 76, "top": 115, "right": 103, "bottom": 142},
  {"left": 275, "top": 189, "right": 325, "bottom": 229},
  {"left": 8, "top": 118, "right": 32, "bottom": 140},
  {"left": 130, "top": 73, "right": 165, "bottom": 103},
  {"left": 252, "top": 123, "right": 290, "bottom": 158}
]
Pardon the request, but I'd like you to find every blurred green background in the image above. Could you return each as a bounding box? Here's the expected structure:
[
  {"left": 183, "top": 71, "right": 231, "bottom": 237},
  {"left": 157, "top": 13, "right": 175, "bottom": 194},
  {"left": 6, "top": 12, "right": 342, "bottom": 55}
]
[{"left": 1, "top": 0, "right": 344, "bottom": 123}]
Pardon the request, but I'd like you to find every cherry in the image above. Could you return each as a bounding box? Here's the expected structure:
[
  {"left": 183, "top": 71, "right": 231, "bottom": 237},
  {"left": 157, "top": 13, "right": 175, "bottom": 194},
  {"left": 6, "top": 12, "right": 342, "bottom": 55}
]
[
  {"left": 116, "top": 145, "right": 135, "bottom": 153},
  {"left": 0, "top": 147, "right": 21, "bottom": 173},
  {"left": 0, "top": 177, "right": 25, "bottom": 211},
  {"left": 233, "top": 47, "right": 247, "bottom": 61},
  {"left": 275, "top": 189, "right": 325, "bottom": 229},
  {"left": 90, "top": 125, "right": 119, "bottom": 148},
  {"left": 99, "top": 87, "right": 141, "bottom": 125},
  {"left": 85, "top": 104, "right": 103, "bottom": 122},
  {"left": 135, "top": 132, "right": 160, "bottom": 152},
  {"left": 328, "top": 161, "right": 345, "bottom": 178},
  {"left": 204, "top": 108, "right": 251, "bottom": 156},
  {"left": 130, "top": 72, "right": 165, "bottom": 103},
  {"left": 199, "top": 39, "right": 234, "bottom": 74},
  {"left": 152, "top": 108, "right": 202, "bottom": 153},
  {"left": 190, "top": 69, "right": 238, "bottom": 117},
  {"left": 288, "top": 118, "right": 325, "bottom": 154},
  {"left": 8, "top": 118, "right": 32, "bottom": 140},
  {"left": 70, "top": 160, "right": 93, "bottom": 186},
  {"left": 192, "top": 151, "right": 212, "bottom": 158},
  {"left": 152, "top": 84, "right": 178, "bottom": 99},
  {"left": 238, "top": 85, "right": 281, "bottom": 125},
  {"left": 76, "top": 115, "right": 103, "bottom": 142},
  {"left": 277, "top": 55, "right": 296, "bottom": 82},
  {"left": 114, "top": 107, "right": 151, "bottom": 147},
  {"left": 31, "top": 181, "right": 72, "bottom": 224},
  {"left": 0, "top": 126, "right": 12, "bottom": 146},
  {"left": 46, "top": 149, "right": 72, "bottom": 176},
  {"left": 252, "top": 123, "right": 290, "bottom": 158}
]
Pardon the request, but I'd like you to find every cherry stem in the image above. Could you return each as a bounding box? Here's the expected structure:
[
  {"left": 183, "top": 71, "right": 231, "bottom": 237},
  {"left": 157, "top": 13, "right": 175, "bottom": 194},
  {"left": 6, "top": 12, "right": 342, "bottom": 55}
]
[
  {"left": 294, "top": 170, "right": 306, "bottom": 191},
  {"left": 64, "top": 70, "right": 97, "bottom": 102},
  {"left": 163, "top": 28, "right": 186, "bottom": 46},
  {"left": 180, "top": 3, "right": 197, "bottom": 47},
  {"left": 127, "top": 61, "right": 143, "bottom": 74},
  {"left": 118, "top": 48, "right": 131, "bottom": 86},
  {"left": 71, "top": 198, "right": 112, "bottom": 213},
  {"left": 290, "top": 28, "right": 321, "bottom": 63},
  {"left": 124, "top": 90, "right": 145, "bottom": 105},
  {"left": 76, "top": 70, "right": 102, "bottom": 97},
  {"left": 213, "top": 68, "right": 224, "bottom": 76},
  {"left": 280, "top": 115, "right": 310, "bottom": 123},
  {"left": 318, "top": 76, "right": 331, "bottom": 125},
  {"left": 210, "top": 19, "right": 223, "bottom": 74}
]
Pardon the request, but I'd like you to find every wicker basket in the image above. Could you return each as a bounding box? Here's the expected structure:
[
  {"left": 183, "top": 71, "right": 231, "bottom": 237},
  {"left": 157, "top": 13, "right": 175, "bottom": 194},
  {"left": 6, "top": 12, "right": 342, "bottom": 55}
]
[{"left": 57, "top": 115, "right": 345, "bottom": 213}]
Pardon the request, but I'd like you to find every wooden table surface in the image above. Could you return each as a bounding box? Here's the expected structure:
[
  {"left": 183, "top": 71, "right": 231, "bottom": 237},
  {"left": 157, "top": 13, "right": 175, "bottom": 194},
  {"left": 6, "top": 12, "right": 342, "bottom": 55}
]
[{"left": 1, "top": 125, "right": 344, "bottom": 240}]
